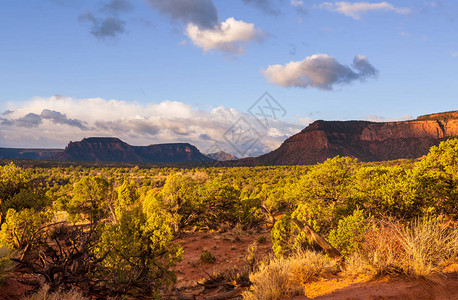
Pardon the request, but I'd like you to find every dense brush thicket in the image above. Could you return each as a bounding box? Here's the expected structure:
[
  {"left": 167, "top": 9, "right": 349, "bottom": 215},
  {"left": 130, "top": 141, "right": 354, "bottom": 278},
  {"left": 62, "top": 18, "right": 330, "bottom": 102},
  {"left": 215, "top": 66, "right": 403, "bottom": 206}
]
[{"left": 0, "top": 139, "right": 457, "bottom": 297}]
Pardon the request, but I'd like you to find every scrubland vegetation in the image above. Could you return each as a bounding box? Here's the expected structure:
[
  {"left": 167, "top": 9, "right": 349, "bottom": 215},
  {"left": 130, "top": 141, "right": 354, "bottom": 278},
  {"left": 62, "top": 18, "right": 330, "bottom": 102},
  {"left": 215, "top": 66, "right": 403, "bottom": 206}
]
[{"left": 0, "top": 139, "right": 457, "bottom": 299}]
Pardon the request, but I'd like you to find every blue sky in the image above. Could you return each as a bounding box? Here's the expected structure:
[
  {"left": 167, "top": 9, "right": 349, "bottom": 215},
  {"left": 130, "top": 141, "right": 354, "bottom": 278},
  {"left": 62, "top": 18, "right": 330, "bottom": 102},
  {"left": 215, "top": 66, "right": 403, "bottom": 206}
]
[{"left": 1, "top": 1, "right": 457, "bottom": 155}]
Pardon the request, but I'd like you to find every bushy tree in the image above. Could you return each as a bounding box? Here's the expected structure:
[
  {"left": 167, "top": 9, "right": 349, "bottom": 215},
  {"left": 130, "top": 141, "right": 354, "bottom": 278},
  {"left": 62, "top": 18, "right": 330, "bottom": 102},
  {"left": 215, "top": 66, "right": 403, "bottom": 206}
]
[
  {"left": 67, "top": 176, "right": 113, "bottom": 224},
  {"left": 0, "top": 208, "right": 51, "bottom": 249},
  {"left": 256, "top": 184, "right": 286, "bottom": 225},
  {"left": 149, "top": 174, "right": 196, "bottom": 231},
  {"left": 271, "top": 215, "right": 309, "bottom": 258},
  {"left": 2, "top": 188, "right": 50, "bottom": 215},
  {"left": 94, "top": 207, "right": 182, "bottom": 296},
  {"left": 196, "top": 180, "right": 240, "bottom": 228},
  {"left": 236, "top": 198, "right": 264, "bottom": 227},
  {"left": 115, "top": 180, "right": 139, "bottom": 219},
  {"left": 412, "top": 139, "right": 458, "bottom": 215},
  {"left": 293, "top": 156, "right": 358, "bottom": 234},
  {"left": 0, "top": 163, "right": 33, "bottom": 217},
  {"left": 349, "top": 166, "right": 417, "bottom": 218}
]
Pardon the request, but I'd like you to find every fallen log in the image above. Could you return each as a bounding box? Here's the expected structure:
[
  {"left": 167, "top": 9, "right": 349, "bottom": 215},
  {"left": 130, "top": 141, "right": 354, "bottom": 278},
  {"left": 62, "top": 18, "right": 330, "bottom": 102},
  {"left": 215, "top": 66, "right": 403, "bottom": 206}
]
[{"left": 291, "top": 218, "right": 344, "bottom": 262}]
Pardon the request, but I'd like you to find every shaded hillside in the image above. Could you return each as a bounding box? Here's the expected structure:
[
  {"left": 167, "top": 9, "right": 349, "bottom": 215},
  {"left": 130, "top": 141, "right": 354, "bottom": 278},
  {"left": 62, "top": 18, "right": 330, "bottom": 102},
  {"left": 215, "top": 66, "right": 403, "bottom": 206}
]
[
  {"left": 0, "top": 148, "right": 62, "bottom": 160},
  {"left": 234, "top": 111, "right": 458, "bottom": 166},
  {"left": 51, "top": 137, "right": 212, "bottom": 163}
]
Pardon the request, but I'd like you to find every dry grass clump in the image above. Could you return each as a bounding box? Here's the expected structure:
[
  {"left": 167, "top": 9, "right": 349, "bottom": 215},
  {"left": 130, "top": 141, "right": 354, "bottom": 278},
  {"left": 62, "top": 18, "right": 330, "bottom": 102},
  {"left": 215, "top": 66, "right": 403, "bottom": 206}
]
[
  {"left": 398, "top": 217, "right": 458, "bottom": 276},
  {"left": 26, "top": 285, "right": 88, "bottom": 300},
  {"left": 243, "top": 250, "right": 337, "bottom": 300},
  {"left": 353, "top": 217, "right": 458, "bottom": 277}
]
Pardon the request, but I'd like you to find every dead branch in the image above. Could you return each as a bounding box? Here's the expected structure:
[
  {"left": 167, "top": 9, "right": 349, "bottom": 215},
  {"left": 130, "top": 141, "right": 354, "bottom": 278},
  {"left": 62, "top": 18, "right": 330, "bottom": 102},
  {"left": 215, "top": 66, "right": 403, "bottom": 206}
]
[
  {"left": 291, "top": 218, "right": 344, "bottom": 261},
  {"left": 175, "top": 287, "right": 196, "bottom": 300}
]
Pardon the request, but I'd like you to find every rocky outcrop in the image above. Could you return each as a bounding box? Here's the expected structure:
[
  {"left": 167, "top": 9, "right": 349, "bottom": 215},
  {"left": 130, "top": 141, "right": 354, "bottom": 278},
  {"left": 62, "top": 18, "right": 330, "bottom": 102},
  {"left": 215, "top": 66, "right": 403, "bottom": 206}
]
[
  {"left": 235, "top": 111, "right": 458, "bottom": 166},
  {"left": 206, "top": 151, "right": 237, "bottom": 161},
  {"left": 51, "top": 137, "right": 212, "bottom": 163}
]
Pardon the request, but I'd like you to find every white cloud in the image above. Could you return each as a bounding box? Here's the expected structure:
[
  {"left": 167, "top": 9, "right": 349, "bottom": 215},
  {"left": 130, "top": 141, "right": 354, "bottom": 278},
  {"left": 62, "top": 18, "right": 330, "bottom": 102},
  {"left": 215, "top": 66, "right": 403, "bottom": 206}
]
[
  {"left": 318, "top": 2, "right": 411, "bottom": 20},
  {"left": 451, "top": 52, "right": 458, "bottom": 58},
  {"left": 0, "top": 96, "right": 303, "bottom": 157},
  {"left": 186, "top": 17, "right": 264, "bottom": 54},
  {"left": 290, "top": 0, "right": 304, "bottom": 8},
  {"left": 365, "top": 114, "right": 413, "bottom": 122},
  {"left": 262, "top": 54, "right": 378, "bottom": 90}
]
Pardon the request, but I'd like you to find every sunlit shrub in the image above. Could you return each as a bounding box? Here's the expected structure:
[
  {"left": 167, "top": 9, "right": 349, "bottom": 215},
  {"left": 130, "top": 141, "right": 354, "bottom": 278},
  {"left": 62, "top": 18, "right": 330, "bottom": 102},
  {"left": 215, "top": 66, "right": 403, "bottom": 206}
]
[
  {"left": 0, "top": 208, "right": 51, "bottom": 249},
  {"left": 328, "top": 208, "right": 371, "bottom": 256}
]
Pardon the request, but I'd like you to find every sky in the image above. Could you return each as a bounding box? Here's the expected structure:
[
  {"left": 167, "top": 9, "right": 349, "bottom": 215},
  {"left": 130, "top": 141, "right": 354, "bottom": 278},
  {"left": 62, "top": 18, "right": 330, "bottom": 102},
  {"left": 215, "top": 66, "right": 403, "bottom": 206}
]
[{"left": 1, "top": 0, "right": 458, "bottom": 156}]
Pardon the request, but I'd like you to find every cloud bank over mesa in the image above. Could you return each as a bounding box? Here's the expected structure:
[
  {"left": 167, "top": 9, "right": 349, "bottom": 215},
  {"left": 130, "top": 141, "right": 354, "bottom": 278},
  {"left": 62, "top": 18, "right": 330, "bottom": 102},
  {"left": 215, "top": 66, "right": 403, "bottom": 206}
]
[
  {"left": 263, "top": 54, "right": 378, "bottom": 90},
  {"left": 0, "top": 96, "right": 303, "bottom": 156}
]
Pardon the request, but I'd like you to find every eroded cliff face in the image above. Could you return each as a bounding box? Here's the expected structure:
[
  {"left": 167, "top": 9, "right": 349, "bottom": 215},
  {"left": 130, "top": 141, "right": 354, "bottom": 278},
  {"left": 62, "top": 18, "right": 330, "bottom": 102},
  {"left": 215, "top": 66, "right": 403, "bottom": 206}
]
[
  {"left": 361, "top": 119, "right": 458, "bottom": 141},
  {"left": 52, "top": 137, "right": 211, "bottom": 163},
  {"left": 235, "top": 111, "right": 458, "bottom": 166}
]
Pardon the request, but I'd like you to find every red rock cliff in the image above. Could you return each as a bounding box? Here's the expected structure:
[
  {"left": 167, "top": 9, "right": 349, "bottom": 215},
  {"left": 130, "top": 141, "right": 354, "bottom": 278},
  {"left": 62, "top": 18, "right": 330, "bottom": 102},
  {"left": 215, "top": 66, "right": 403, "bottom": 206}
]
[{"left": 235, "top": 111, "right": 458, "bottom": 166}]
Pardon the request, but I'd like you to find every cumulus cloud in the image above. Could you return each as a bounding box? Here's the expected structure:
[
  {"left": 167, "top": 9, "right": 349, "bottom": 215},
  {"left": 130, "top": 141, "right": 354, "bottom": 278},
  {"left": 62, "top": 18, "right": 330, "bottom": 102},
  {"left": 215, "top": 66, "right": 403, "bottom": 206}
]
[
  {"left": 145, "top": 1, "right": 262, "bottom": 54},
  {"left": 263, "top": 54, "right": 378, "bottom": 90},
  {"left": 146, "top": 0, "right": 219, "bottom": 29},
  {"left": 0, "top": 96, "right": 303, "bottom": 157},
  {"left": 186, "top": 17, "right": 264, "bottom": 54},
  {"left": 318, "top": 1, "right": 411, "bottom": 20}
]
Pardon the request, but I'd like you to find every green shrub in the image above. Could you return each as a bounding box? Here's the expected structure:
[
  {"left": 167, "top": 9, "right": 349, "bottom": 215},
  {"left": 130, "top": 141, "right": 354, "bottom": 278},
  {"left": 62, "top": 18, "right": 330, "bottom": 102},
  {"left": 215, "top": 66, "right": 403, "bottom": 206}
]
[
  {"left": 197, "top": 180, "right": 240, "bottom": 228},
  {"left": 328, "top": 209, "right": 370, "bottom": 256},
  {"left": 237, "top": 198, "right": 265, "bottom": 227},
  {"left": 200, "top": 250, "right": 216, "bottom": 264},
  {"left": 68, "top": 176, "right": 112, "bottom": 223},
  {"left": 271, "top": 215, "right": 309, "bottom": 258},
  {"left": 95, "top": 207, "right": 183, "bottom": 295},
  {"left": 0, "top": 208, "right": 51, "bottom": 249},
  {"left": 349, "top": 166, "right": 417, "bottom": 218},
  {"left": 412, "top": 139, "right": 458, "bottom": 215}
]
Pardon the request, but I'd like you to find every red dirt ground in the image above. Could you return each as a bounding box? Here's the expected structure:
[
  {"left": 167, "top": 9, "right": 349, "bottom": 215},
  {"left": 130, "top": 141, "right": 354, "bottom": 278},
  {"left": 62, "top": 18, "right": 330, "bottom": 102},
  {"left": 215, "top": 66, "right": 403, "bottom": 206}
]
[
  {"left": 173, "top": 228, "right": 273, "bottom": 286},
  {"left": 2, "top": 229, "right": 458, "bottom": 300},
  {"left": 290, "top": 272, "right": 458, "bottom": 300}
]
